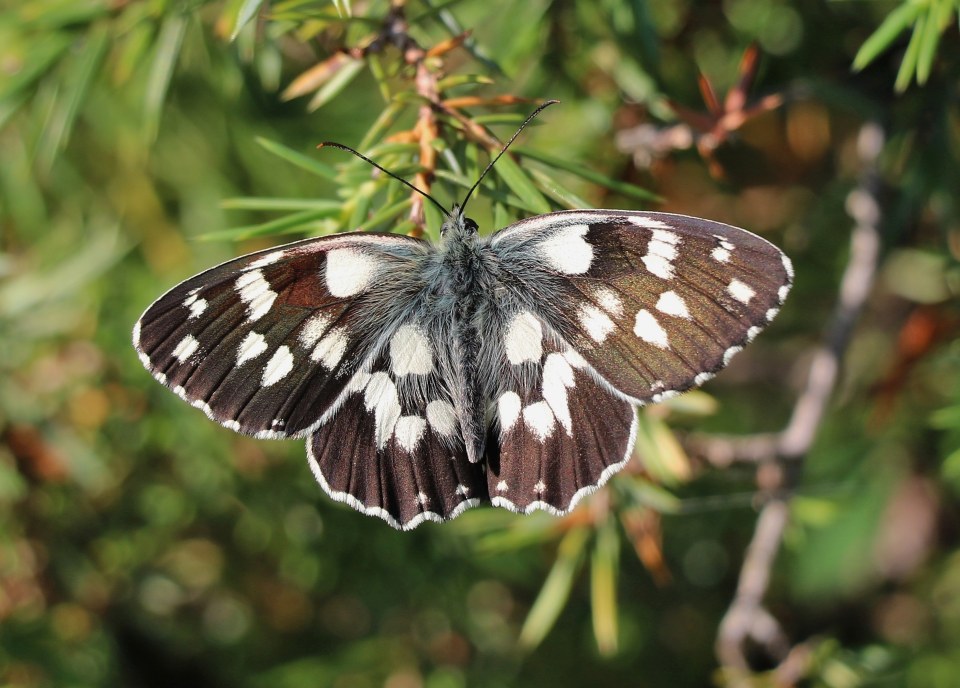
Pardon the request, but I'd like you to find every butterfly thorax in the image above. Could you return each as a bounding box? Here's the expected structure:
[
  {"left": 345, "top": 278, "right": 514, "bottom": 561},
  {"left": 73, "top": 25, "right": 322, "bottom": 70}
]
[{"left": 435, "top": 212, "right": 495, "bottom": 463}]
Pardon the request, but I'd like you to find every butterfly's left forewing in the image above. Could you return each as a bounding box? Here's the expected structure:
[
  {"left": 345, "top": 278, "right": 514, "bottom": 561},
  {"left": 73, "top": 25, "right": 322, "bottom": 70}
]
[{"left": 134, "top": 233, "right": 427, "bottom": 438}]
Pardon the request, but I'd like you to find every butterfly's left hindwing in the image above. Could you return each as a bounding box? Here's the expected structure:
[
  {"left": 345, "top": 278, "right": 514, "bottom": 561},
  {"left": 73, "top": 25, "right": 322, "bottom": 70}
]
[{"left": 307, "top": 353, "right": 488, "bottom": 530}]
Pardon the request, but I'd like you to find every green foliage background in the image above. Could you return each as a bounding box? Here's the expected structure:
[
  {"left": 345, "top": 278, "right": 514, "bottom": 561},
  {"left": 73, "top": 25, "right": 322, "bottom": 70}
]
[{"left": 1, "top": 0, "right": 959, "bottom": 686}]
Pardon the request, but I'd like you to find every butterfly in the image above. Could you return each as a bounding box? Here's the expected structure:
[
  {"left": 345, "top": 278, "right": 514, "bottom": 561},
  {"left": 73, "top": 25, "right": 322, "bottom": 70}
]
[{"left": 133, "top": 105, "right": 793, "bottom": 530}]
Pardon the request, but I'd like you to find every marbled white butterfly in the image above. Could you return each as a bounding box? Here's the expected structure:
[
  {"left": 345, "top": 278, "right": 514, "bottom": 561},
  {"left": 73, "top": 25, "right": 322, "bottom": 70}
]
[{"left": 134, "top": 105, "right": 793, "bottom": 530}]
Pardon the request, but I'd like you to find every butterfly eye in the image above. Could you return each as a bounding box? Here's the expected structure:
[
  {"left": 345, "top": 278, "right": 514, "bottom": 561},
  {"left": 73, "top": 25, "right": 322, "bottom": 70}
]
[{"left": 463, "top": 218, "right": 479, "bottom": 233}]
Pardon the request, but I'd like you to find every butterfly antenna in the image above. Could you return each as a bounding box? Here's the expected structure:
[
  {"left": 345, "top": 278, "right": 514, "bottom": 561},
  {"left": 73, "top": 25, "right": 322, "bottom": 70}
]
[
  {"left": 458, "top": 99, "right": 560, "bottom": 215},
  {"left": 318, "top": 142, "right": 448, "bottom": 216}
]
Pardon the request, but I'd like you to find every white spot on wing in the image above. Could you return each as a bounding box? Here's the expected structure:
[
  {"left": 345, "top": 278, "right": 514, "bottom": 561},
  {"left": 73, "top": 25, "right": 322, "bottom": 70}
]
[
  {"left": 224, "top": 420, "right": 241, "bottom": 431},
  {"left": 311, "top": 328, "right": 348, "bottom": 369},
  {"left": 642, "top": 254, "right": 674, "bottom": 279},
  {"left": 539, "top": 224, "right": 593, "bottom": 274},
  {"left": 627, "top": 216, "right": 671, "bottom": 229},
  {"left": 236, "top": 331, "right": 268, "bottom": 365},
  {"left": 455, "top": 484, "right": 470, "bottom": 496},
  {"left": 363, "top": 372, "right": 402, "bottom": 449},
  {"left": 299, "top": 313, "right": 331, "bottom": 348},
  {"left": 346, "top": 371, "right": 371, "bottom": 394},
  {"left": 711, "top": 247, "right": 731, "bottom": 263},
  {"left": 633, "top": 310, "right": 669, "bottom": 348},
  {"left": 262, "top": 345, "right": 294, "bottom": 386},
  {"left": 522, "top": 401, "right": 555, "bottom": 442},
  {"left": 496, "top": 480, "right": 508, "bottom": 492},
  {"left": 655, "top": 290, "right": 690, "bottom": 318},
  {"left": 727, "top": 279, "right": 756, "bottom": 304},
  {"left": 563, "top": 349, "right": 588, "bottom": 369},
  {"left": 642, "top": 229, "right": 680, "bottom": 280},
  {"left": 236, "top": 270, "right": 277, "bottom": 321},
  {"left": 579, "top": 304, "right": 616, "bottom": 343},
  {"left": 426, "top": 400, "right": 457, "bottom": 437},
  {"left": 249, "top": 250, "right": 285, "bottom": 269},
  {"left": 498, "top": 392, "right": 522, "bottom": 433},
  {"left": 132, "top": 321, "right": 141, "bottom": 347},
  {"left": 505, "top": 311, "right": 543, "bottom": 365},
  {"left": 187, "top": 298, "right": 208, "bottom": 319},
  {"left": 394, "top": 415, "right": 427, "bottom": 453},
  {"left": 593, "top": 287, "right": 624, "bottom": 317},
  {"left": 172, "top": 335, "right": 199, "bottom": 362},
  {"left": 390, "top": 323, "right": 433, "bottom": 376},
  {"left": 326, "top": 248, "right": 378, "bottom": 297},
  {"left": 652, "top": 228, "right": 681, "bottom": 245},
  {"left": 542, "top": 353, "right": 575, "bottom": 435},
  {"left": 534, "top": 480, "right": 546, "bottom": 494}
]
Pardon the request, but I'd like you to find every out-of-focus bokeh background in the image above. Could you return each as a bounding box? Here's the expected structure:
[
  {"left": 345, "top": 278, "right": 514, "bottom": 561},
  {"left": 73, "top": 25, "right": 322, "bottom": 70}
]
[{"left": 2, "top": 0, "right": 959, "bottom": 686}]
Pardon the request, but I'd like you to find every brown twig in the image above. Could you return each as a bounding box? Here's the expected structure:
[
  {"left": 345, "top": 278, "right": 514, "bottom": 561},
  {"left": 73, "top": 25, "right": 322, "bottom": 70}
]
[
  {"left": 712, "top": 121, "right": 885, "bottom": 685},
  {"left": 616, "top": 44, "right": 784, "bottom": 178}
]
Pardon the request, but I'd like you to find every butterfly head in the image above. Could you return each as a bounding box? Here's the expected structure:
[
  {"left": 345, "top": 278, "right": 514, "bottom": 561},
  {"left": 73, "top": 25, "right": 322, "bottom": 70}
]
[{"left": 440, "top": 205, "right": 479, "bottom": 242}]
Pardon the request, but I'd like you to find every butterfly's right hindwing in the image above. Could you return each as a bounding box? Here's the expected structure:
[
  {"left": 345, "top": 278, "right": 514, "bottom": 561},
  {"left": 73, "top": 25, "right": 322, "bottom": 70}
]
[{"left": 487, "top": 343, "right": 637, "bottom": 516}]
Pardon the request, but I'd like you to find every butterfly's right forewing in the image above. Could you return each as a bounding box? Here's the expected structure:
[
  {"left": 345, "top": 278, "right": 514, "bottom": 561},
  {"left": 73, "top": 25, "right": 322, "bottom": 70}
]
[{"left": 492, "top": 210, "right": 793, "bottom": 405}]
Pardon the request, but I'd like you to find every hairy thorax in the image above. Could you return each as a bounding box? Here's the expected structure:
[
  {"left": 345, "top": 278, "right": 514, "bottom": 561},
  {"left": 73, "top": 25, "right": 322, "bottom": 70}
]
[{"left": 432, "top": 213, "right": 503, "bottom": 461}]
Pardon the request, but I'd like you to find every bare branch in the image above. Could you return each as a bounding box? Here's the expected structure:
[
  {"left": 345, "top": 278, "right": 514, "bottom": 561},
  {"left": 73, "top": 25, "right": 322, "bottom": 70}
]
[{"left": 713, "top": 121, "right": 885, "bottom": 682}]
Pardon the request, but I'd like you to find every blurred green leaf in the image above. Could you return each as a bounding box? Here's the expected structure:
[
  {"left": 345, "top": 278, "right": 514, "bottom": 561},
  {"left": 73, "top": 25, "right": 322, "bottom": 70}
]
[
  {"left": 0, "top": 31, "right": 72, "bottom": 102},
  {"left": 519, "top": 526, "right": 590, "bottom": 650},
  {"left": 231, "top": 0, "right": 267, "bottom": 40},
  {"left": 220, "top": 198, "right": 343, "bottom": 211},
  {"left": 258, "top": 137, "right": 337, "bottom": 180},
  {"left": 306, "top": 56, "right": 365, "bottom": 111},
  {"left": 617, "top": 479, "right": 683, "bottom": 514},
  {"left": 356, "top": 196, "right": 412, "bottom": 231},
  {"left": 852, "top": 2, "right": 922, "bottom": 72},
  {"left": 36, "top": 23, "right": 108, "bottom": 173},
  {"left": 489, "top": 152, "right": 551, "bottom": 215},
  {"left": 143, "top": 11, "right": 187, "bottom": 142},
  {"left": 515, "top": 146, "right": 661, "bottom": 203},
  {"left": 591, "top": 515, "right": 620, "bottom": 655},
  {"left": 528, "top": 167, "right": 593, "bottom": 210},
  {"left": 197, "top": 207, "right": 342, "bottom": 240},
  {"left": 634, "top": 411, "right": 691, "bottom": 486},
  {"left": 916, "top": 2, "right": 944, "bottom": 84},
  {"left": 895, "top": 11, "right": 926, "bottom": 92},
  {"left": 0, "top": 226, "right": 126, "bottom": 327}
]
